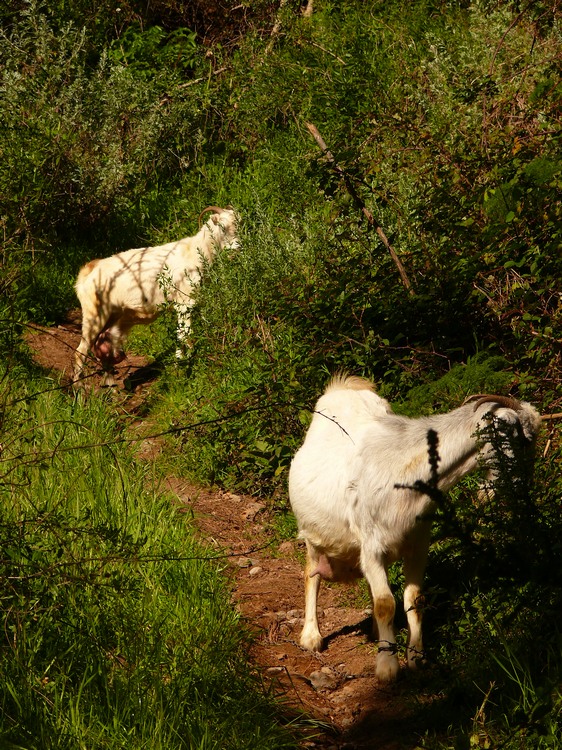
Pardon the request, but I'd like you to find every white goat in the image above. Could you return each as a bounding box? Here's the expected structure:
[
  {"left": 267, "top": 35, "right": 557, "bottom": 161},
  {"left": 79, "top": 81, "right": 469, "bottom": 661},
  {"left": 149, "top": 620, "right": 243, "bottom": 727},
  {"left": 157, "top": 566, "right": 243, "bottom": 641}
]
[
  {"left": 288, "top": 374, "right": 541, "bottom": 683},
  {"left": 73, "top": 206, "right": 239, "bottom": 383}
]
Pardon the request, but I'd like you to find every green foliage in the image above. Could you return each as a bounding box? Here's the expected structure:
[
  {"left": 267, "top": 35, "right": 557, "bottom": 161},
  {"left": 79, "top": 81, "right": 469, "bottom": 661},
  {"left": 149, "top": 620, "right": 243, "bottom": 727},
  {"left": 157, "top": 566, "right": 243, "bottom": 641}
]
[
  {"left": 397, "top": 354, "right": 514, "bottom": 415},
  {"left": 417, "top": 415, "right": 562, "bottom": 748},
  {"left": 0, "top": 2, "right": 208, "bottom": 322},
  {"left": 108, "top": 23, "right": 197, "bottom": 78}
]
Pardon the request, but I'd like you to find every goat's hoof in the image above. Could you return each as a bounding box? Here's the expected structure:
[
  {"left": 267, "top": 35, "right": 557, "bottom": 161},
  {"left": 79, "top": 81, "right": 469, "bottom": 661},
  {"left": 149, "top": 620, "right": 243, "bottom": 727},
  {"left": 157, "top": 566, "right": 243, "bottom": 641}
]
[
  {"left": 376, "top": 654, "right": 400, "bottom": 683},
  {"left": 407, "top": 648, "right": 428, "bottom": 670},
  {"left": 300, "top": 630, "right": 323, "bottom": 652}
]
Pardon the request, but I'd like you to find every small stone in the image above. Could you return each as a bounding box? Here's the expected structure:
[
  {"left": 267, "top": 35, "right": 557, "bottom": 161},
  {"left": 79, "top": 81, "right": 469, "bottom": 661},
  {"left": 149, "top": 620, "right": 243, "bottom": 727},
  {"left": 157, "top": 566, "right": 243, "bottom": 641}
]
[
  {"left": 249, "top": 566, "right": 262, "bottom": 576},
  {"left": 309, "top": 668, "right": 338, "bottom": 691},
  {"left": 243, "top": 502, "right": 265, "bottom": 521},
  {"left": 278, "top": 540, "right": 295, "bottom": 555},
  {"left": 224, "top": 492, "right": 242, "bottom": 503},
  {"left": 331, "top": 693, "right": 345, "bottom": 705},
  {"left": 237, "top": 557, "right": 253, "bottom": 568}
]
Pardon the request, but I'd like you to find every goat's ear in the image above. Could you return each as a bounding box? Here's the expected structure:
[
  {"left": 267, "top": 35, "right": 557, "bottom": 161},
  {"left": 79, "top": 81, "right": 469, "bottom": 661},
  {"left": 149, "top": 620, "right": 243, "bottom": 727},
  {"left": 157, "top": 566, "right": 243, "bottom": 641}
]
[
  {"left": 519, "top": 407, "right": 542, "bottom": 443},
  {"left": 495, "top": 407, "right": 538, "bottom": 444},
  {"left": 494, "top": 403, "right": 542, "bottom": 443}
]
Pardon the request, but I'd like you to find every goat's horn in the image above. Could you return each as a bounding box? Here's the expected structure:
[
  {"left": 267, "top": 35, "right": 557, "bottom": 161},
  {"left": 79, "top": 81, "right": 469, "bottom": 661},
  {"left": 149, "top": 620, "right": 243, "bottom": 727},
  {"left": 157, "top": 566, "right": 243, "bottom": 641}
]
[
  {"left": 462, "top": 394, "right": 490, "bottom": 406},
  {"left": 198, "top": 205, "right": 225, "bottom": 226},
  {"left": 464, "top": 394, "right": 521, "bottom": 412}
]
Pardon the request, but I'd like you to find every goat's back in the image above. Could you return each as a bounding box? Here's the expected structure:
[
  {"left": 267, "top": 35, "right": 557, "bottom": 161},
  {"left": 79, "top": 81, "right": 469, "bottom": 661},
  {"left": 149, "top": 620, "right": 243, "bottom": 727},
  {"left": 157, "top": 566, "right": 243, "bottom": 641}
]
[
  {"left": 310, "top": 375, "right": 392, "bottom": 437},
  {"left": 74, "top": 233, "right": 214, "bottom": 317},
  {"left": 289, "top": 376, "right": 392, "bottom": 540},
  {"left": 291, "top": 375, "right": 391, "bottom": 483}
]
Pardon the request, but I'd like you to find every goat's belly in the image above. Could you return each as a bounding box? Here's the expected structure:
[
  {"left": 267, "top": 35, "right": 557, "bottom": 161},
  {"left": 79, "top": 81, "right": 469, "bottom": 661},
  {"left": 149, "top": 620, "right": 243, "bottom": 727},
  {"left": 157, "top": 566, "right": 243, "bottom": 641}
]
[
  {"left": 306, "top": 544, "right": 362, "bottom": 583},
  {"left": 118, "top": 307, "right": 159, "bottom": 326}
]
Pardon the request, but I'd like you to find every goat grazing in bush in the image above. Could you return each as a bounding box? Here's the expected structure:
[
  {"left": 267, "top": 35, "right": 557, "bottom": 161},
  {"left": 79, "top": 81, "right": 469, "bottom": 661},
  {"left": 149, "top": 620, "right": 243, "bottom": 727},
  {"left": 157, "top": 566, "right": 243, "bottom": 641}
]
[
  {"left": 288, "top": 375, "right": 541, "bottom": 682},
  {"left": 73, "top": 206, "right": 239, "bottom": 384}
]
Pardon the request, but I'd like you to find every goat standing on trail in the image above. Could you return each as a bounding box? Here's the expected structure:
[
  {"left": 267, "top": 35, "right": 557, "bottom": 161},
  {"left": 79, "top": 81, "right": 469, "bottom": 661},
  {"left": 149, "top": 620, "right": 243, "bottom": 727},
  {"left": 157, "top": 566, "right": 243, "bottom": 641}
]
[
  {"left": 288, "top": 375, "right": 542, "bottom": 683},
  {"left": 73, "top": 206, "right": 239, "bottom": 384}
]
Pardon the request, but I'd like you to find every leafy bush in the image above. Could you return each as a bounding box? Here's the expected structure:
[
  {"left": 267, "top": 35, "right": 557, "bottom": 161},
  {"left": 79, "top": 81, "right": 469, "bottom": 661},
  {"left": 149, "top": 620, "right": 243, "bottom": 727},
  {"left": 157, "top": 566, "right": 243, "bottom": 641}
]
[
  {"left": 0, "top": 3, "right": 209, "bottom": 323},
  {"left": 418, "top": 415, "right": 562, "bottom": 748}
]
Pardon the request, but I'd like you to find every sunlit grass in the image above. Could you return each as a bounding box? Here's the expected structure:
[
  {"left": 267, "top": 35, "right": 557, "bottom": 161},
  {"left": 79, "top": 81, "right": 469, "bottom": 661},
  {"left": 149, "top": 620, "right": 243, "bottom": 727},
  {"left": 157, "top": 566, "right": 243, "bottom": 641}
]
[{"left": 0, "top": 369, "right": 300, "bottom": 749}]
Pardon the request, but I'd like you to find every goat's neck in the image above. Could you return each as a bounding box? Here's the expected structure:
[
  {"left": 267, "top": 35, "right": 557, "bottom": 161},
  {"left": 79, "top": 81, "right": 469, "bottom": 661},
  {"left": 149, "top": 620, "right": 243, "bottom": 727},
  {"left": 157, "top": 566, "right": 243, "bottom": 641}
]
[
  {"left": 190, "top": 225, "right": 217, "bottom": 260},
  {"left": 415, "top": 408, "right": 485, "bottom": 490}
]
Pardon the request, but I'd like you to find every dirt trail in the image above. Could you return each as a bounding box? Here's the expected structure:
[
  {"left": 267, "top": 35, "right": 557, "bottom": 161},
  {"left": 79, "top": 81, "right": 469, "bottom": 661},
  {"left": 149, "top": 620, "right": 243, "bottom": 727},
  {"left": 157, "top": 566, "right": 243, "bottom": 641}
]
[{"left": 25, "top": 316, "right": 434, "bottom": 750}]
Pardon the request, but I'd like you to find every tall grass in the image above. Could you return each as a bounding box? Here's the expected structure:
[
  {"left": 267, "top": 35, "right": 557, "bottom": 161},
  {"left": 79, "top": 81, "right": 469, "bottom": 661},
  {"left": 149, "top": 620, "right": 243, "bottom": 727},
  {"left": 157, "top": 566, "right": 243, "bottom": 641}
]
[{"left": 0, "top": 365, "right": 299, "bottom": 749}]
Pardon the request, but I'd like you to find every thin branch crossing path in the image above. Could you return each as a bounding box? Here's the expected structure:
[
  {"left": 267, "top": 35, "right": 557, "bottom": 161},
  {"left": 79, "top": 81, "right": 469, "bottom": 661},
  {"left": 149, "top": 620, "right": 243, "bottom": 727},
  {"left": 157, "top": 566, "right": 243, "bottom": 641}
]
[{"left": 305, "top": 121, "right": 415, "bottom": 296}]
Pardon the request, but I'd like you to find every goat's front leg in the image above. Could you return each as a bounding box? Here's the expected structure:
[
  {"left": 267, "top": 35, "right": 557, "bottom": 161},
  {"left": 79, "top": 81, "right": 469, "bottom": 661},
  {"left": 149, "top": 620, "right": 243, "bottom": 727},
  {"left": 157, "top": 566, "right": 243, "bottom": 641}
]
[
  {"left": 403, "top": 527, "right": 430, "bottom": 670},
  {"left": 299, "top": 540, "right": 324, "bottom": 652},
  {"left": 175, "top": 302, "right": 194, "bottom": 359},
  {"left": 73, "top": 318, "right": 100, "bottom": 384},
  {"left": 361, "top": 546, "right": 399, "bottom": 682},
  {"left": 73, "top": 337, "right": 90, "bottom": 383}
]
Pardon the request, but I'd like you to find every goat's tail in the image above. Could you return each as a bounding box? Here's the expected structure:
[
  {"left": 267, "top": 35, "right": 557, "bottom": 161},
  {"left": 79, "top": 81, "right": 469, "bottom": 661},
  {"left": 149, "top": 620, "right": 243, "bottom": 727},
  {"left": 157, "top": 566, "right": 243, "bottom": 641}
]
[
  {"left": 75, "top": 258, "right": 101, "bottom": 291},
  {"left": 325, "top": 373, "right": 377, "bottom": 394}
]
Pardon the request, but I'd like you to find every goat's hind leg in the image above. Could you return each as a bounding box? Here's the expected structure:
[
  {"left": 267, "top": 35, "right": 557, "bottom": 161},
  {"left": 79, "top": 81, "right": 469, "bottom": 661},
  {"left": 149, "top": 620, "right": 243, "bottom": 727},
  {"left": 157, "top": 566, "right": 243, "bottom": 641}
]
[
  {"left": 299, "top": 540, "right": 324, "bottom": 652},
  {"left": 73, "top": 299, "right": 112, "bottom": 385},
  {"left": 361, "top": 546, "right": 399, "bottom": 683},
  {"left": 73, "top": 337, "right": 90, "bottom": 384},
  {"left": 403, "top": 529, "right": 430, "bottom": 670}
]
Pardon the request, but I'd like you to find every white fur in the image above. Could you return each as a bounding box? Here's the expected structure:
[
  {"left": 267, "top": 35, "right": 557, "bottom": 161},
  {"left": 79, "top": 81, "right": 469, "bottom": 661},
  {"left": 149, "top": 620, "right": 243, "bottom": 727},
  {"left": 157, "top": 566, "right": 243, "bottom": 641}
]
[
  {"left": 289, "top": 374, "right": 541, "bottom": 682},
  {"left": 73, "top": 208, "right": 238, "bottom": 383}
]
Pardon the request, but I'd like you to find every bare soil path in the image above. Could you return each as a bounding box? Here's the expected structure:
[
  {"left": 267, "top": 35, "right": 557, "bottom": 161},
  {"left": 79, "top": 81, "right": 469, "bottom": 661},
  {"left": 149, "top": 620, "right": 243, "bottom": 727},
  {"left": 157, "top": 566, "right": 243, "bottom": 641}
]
[{"left": 25, "top": 316, "right": 441, "bottom": 750}]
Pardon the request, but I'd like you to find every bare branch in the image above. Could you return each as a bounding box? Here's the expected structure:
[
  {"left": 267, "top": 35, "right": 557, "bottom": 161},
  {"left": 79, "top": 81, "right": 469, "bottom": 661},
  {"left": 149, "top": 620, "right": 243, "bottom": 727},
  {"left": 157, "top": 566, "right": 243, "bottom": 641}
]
[{"left": 305, "top": 122, "right": 414, "bottom": 295}]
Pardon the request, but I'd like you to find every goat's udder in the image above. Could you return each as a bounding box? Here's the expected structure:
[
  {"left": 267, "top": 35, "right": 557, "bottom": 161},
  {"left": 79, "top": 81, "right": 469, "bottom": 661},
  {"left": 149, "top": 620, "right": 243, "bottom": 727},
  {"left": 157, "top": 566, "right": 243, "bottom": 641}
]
[
  {"left": 309, "top": 553, "right": 334, "bottom": 580},
  {"left": 93, "top": 332, "right": 126, "bottom": 369}
]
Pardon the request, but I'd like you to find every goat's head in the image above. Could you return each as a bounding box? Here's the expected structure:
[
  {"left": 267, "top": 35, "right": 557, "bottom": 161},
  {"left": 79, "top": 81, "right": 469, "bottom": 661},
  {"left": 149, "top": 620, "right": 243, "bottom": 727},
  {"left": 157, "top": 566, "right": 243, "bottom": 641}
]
[
  {"left": 464, "top": 393, "right": 542, "bottom": 444},
  {"left": 198, "top": 205, "right": 239, "bottom": 250},
  {"left": 460, "top": 394, "right": 542, "bottom": 503}
]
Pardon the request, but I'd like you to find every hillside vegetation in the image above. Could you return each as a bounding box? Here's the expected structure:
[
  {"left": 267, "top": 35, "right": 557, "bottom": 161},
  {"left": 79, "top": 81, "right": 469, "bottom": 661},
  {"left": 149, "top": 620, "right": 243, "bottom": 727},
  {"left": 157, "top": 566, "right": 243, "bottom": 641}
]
[{"left": 1, "top": 1, "right": 561, "bottom": 747}]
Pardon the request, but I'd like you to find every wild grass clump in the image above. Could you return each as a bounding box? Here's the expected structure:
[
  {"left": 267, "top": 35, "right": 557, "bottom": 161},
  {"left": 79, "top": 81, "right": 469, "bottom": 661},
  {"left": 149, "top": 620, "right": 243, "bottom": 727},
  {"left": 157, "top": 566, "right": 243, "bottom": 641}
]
[{"left": 0, "top": 368, "right": 299, "bottom": 749}]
